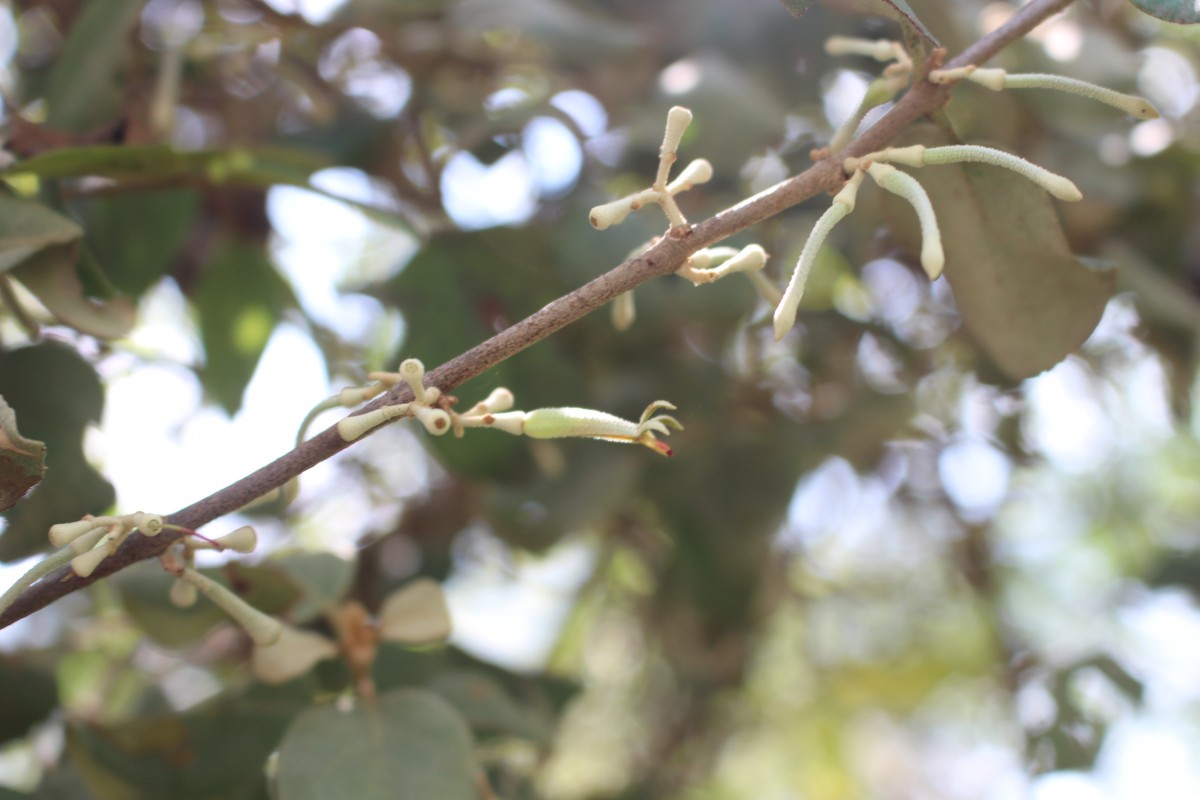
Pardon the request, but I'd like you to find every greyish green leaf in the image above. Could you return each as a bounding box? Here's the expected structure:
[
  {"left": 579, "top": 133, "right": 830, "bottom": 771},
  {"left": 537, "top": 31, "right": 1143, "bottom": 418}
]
[
  {"left": 885, "top": 129, "right": 1114, "bottom": 378},
  {"left": 1126, "top": 0, "right": 1200, "bottom": 23},
  {"left": 277, "top": 689, "right": 477, "bottom": 800}
]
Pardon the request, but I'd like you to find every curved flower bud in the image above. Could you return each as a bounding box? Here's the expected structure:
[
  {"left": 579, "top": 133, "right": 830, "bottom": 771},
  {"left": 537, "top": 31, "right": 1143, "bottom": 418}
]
[
  {"left": 867, "top": 163, "right": 944, "bottom": 280},
  {"left": 49, "top": 517, "right": 116, "bottom": 548},
  {"left": 337, "top": 403, "right": 411, "bottom": 442}
]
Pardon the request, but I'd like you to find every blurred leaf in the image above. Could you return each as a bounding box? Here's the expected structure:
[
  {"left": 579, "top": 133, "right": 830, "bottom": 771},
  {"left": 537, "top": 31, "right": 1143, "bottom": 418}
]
[
  {"left": 429, "top": 670, "right": 552, "bottom": 745},
  {"left": 116, "top": 561, "right": 302, "bottom": 648},
  {"left": 273, "top": 551, "right": 355, "bottom": 623},
  {"left": 277, "top": 688, "right": 477, "bottom": 800},
  {"left": 1126, "top": 0, "right": 1200, "bottom": 23},
  {"left": 0, "top": 395, "right": 45, "bottom": 513},
  {"left": 451, "top": 0, "right": 642, "bottom": 66},
  {"left": 0, "top": 655, "right": 58, "bottom": 745},
  {"left": 0, "top": 194, "right": 135, "bottom": 338},
  {"left": 81, "top": 190, "right": 200, "bottom": 298},
  {"left": 67, "top": 682, "right": 308, "bottom": 800},
  {"left": 6, "top": 146, "right": 403, "bottom": 227},
  {"left": 778, "top": 0, "right": 816, "bottom": 16},
  {"left": 13, "top": 254, "right": 136, "bottom": 339},
  {"left": 197, "top": 239, "right": 291, "bottom": 414},
  {"left": 0, "top": 194, "right": 81, "bottom": 274},
  {"left": 44, "top": 0, "right": 143, "bottom": 132},
  {"left": 875, "top": 0, "right": 939, "bottom": 46},
  {"left": 887, "top": 128, "right": 1114, "bottom": 378},
  {"left": 0, "top": 343, "right": 113, "bottom": 562}
]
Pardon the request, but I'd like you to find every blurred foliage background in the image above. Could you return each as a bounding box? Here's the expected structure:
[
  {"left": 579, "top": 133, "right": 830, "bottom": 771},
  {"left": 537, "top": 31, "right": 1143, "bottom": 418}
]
[{"left": 0, "top": 0, "right": 1198, "bottom": 797}]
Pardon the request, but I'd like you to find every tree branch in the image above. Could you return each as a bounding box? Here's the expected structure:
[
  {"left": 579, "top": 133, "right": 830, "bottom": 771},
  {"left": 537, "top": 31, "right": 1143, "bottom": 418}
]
[{"left": 0, "top": 0, "right": 1075, "bottom": 630}]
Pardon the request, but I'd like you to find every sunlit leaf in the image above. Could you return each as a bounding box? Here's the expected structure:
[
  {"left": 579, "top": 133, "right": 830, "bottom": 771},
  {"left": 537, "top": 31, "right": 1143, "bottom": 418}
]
[
  {"left": 196, "top": 239, "right": 291, "bottom": 414},
  {"left": 1126, "top": 0, "right": 1200, "bottom": 23},
  {"left": 277, "top": 689, "right": 477, "bottom": 800},
  {"left": 0, "top": 395, "right": 45, "bottom": 514}
]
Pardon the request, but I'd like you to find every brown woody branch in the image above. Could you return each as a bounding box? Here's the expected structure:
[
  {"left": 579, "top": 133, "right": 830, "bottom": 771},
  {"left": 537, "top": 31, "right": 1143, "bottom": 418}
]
[{"left": 0, "top": 0, "right": 1076, "bottom": 629}]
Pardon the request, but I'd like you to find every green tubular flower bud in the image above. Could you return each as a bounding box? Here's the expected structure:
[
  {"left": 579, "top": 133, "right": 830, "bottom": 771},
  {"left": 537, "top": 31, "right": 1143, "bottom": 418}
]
[
  {"left": 775, "top": 170, "right": 865, "bottom": 340},
  {"left": 867, "top": 163, "right": 944, "bottom": 280},
  {"left": 921, "top": 145, "right": 1082, "bottom": 201},
  {"left": 775, "top": 203, "right": 851, "bottom": 340},
  {"left": 1001, "top": 73, "right": 1159, "bottom": 119}
]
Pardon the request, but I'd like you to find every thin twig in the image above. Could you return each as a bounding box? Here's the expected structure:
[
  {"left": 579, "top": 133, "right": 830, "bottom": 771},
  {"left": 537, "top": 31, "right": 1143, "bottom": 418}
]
[{"left": 0, "top": 0, "right": 1076, "bottom": 630}]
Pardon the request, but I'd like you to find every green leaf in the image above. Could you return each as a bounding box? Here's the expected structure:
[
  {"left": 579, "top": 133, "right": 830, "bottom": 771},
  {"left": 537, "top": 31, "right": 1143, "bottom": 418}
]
[
  {"left": 876, "top": 0, "right": 940, "bottom": 46},
  {"left": 0, "top": 343, "right": 114, "bottom": 562},
  {"left": 886, "top": 129, "right": 1114, "bottom": 378},
  {"left": 197, "top": 239, "right": 291, "bottom": 414},
  {"left": 0, "top": 194, "right": 135, "bottom": 338},
  {"left": 0, "top": 655, "right": 58, "bottom": 745},
  {"left": 1126, "top": 0, "right": 1200, "bottom": 23},
  {"left": 67, "top": 682, "right": 308, "bottom": 800},
  {"left": 429, "top": 670, "right": 552, "bottom": 745},
  {"left": 44, "top": 0, "right": 144, "bottom": 132},
  {"left": 0, "top": 395, "right": 46, "bottom": 513},
  {"left": 273, "top": 551, "right": 355, "bottom": 623},
  {"left": 81, "top": 189, "right": 200, "bottom": 297},
  {"left": 277, "top": 688, "right": 477, "bottom": 800}
]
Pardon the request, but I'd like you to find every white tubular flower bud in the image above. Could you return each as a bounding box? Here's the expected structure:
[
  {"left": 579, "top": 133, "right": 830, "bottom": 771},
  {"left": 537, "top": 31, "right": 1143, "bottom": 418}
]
[
  {"left": 49, "top": 517, "right": 116, "bottom": 548},
  {"left": 183, "top": 525, "right": 259, "bottom": 553},
  {"left": 666, "top": 159, "right": 713, "bottom": 194},
  {"left": 921, "top": 145, "right": 1082, "bottom": 202},
  {"left": 398, "top": 358, "right": 428, "bottom": 403},
  {"left": 469, "top": 388, "right": 515, "bottom": 415},
  {"left": 129, "top": 513, "right": 165, "bottom": 536},
  {"left": 338, "top": 384, "right": 382, "bottom": 406},
  {"left": 660, "top": 106, "right": 693, "bottom": 162},
  {"left": 869, "top": 144, "right": 927, "bottom": 169},
  {"left": 461, "top": 410, "right": 526, "bottom": 435},
  {"left": 825, "top": 36, "right": 902, "bottom": 63},
  {"left": 707, "top": 244, "right": 768, "bottom": 281},
  {"left": 588, "top": 197, "right": 636, "bottom": 230},
  {"left": 70, "top": 529, "right": 122, "bottom": 578},
  {"left": 412, "top": 404, "right": 452, "bottom": 436},
  {"left": 867, "top": 163, "right": 944, "bottom": 280},
  {"left": 179, "top": 567, "right": 283, "bottom": 646},
  {"left": 1001, "top": 72, "right": 1159, "bottom": 119},
  {"left": 68, "top": 526, "right": 109, "bottom": 555},
  {"left": 337, "top": 403, "right": 410, "bottom": 442}
]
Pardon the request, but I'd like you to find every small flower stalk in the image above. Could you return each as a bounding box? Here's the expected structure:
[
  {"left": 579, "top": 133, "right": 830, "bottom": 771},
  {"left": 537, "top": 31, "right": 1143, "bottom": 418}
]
[
  {"left": 929, "top": 66, "right": 1159, "bottom": 119},
  {"left": 589, "top": 106, "right": 713, "bottom": 231}
]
